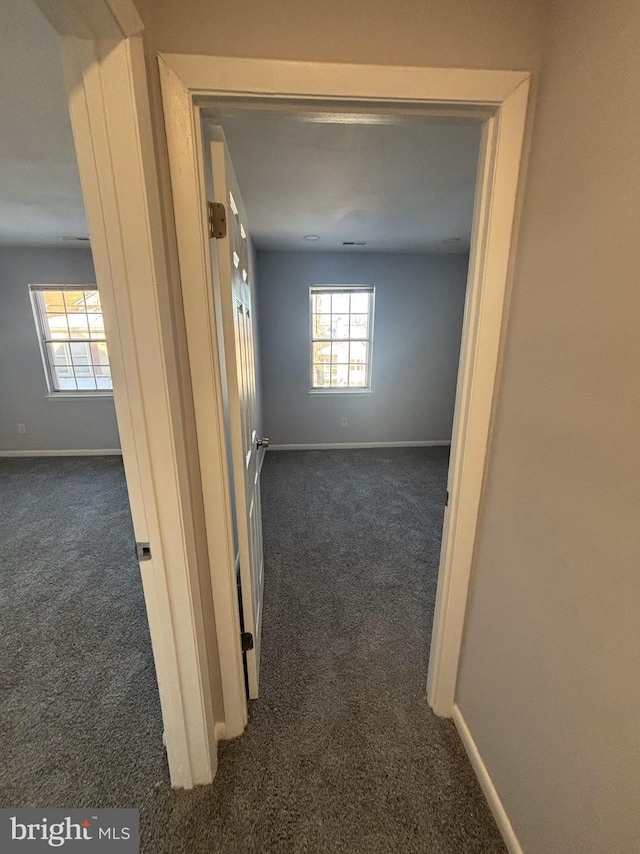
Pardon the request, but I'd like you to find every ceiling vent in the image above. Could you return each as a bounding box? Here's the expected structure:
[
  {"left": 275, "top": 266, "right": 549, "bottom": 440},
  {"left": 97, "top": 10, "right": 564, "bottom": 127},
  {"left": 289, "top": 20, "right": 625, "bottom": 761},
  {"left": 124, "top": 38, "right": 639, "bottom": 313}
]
[{"left": 342, "top": 241, "right": 367, "bottom": 246}]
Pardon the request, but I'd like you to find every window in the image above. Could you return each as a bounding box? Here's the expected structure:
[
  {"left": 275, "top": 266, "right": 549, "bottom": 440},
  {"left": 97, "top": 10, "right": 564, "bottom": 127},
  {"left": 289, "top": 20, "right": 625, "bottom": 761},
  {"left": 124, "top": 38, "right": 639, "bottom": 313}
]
[
  {"left": 310, "top": 286, "right": 374, "bottom": 391},
  {"left": 30, "top": 285, "right": 112, "bottom": 394}
]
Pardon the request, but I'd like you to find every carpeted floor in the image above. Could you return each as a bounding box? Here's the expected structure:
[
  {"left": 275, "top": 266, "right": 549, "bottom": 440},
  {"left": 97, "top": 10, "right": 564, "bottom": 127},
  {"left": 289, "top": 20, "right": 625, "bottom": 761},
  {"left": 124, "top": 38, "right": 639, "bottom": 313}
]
[
  {"left": 0, "top": 457, "right": 167, "bottom": 809},
  {"left": 0, "top": 450, "right": 506, "bottom": 853}
]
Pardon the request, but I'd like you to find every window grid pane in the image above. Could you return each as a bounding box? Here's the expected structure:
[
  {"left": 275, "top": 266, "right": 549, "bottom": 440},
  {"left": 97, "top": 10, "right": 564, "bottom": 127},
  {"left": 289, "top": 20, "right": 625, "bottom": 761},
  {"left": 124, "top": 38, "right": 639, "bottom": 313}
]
[
  {"left": 46, "top": 313, "right": 71, "bottom": 339},
  {"left": 63, "top": 290, "right": 88, "bottom": 315},
  {"left": 34, "top": 287, "right": 112, "bottom": 393},
  {"left": 311, "top": 287, "right": 373, "bottom": 390}
]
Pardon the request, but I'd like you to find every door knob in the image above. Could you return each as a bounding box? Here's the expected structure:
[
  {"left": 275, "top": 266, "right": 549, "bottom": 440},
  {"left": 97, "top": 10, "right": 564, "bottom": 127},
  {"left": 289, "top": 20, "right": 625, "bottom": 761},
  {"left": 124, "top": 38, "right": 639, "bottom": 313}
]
[{"left": 256, "top": 437, "right": 270, "bottom": 448}]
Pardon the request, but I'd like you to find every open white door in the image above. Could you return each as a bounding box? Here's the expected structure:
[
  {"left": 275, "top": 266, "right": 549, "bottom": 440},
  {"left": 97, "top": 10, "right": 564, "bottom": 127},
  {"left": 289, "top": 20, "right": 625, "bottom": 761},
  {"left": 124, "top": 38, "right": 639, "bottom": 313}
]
[{"left": 207, "top": 128, "right": 266, "bottom": 699}]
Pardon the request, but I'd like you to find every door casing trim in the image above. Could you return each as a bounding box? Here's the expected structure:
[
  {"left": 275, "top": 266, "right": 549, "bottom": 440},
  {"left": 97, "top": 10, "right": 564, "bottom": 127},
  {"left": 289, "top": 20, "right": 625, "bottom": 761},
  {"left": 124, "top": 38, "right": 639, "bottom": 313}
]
[{"left": 158, "top": 53, "right": 531, "bottom": 729}]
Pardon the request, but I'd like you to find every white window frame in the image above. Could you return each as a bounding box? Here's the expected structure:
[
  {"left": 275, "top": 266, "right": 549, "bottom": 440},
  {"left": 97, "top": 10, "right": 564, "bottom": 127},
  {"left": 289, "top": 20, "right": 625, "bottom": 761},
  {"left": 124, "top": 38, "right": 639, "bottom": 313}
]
[
  {"left": 309, "top": 285, "right": 375, "bottom": 394},
  {"left": 29, "top": 284, "right": 113, "bottom": 397}
]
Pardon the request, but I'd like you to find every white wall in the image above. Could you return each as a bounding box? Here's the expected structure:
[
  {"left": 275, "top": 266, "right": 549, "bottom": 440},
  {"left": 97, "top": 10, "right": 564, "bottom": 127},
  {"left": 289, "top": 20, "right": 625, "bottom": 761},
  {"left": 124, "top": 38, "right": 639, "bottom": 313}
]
[
  {"left": 257, "top": 251, "right": 468, "bottom": 445},
  {"left": 0, "top": 247, "right": 120, "bottom": 452},
  {"left": 136, "top": 0, "right": 545, "bottom": 73},
  {"left": 456, "top": 1, "right": 640, "bottom": 852}
]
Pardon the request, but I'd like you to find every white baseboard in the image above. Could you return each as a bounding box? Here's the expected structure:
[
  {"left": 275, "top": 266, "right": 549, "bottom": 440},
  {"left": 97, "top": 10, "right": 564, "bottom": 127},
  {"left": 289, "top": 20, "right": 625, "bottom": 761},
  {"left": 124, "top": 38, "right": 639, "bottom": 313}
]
[
  {"left": 0, "top": 449, "right": 122, "bottom": 457},
  {"left": 268, "top": 440, "right": 451, "bottom": 451},
  {"left": 452, "top": 705, "right": 523, "bottom": 854}
]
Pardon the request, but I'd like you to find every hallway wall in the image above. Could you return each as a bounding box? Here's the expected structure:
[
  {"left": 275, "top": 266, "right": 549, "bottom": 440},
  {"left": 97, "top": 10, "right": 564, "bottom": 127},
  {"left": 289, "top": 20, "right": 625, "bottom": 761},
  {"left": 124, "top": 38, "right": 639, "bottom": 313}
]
[
  {"left": 456, "top": 1, "right": 640, "bottom": 852},
  {"left": 257, "top": 251, "right": 468, "bottom": 446},
  {"left": 134, "top": 0, "right": 545, "bottom": 72},
  {"left": 0, "top": 247, "right": 120, "bottom": 453}
]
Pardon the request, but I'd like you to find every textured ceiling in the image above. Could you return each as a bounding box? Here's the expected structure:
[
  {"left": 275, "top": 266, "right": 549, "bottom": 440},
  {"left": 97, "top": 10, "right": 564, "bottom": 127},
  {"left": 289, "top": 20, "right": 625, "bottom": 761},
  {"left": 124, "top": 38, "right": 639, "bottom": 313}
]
[
  {"left": 210, "top": 109, "right": 481, "bottom": 254},
  {"left": 0, "top": 2, "right": 479, "bottom": 254},
  {"left": 0, "top": 0, "right": 88, "bottom": 247}
]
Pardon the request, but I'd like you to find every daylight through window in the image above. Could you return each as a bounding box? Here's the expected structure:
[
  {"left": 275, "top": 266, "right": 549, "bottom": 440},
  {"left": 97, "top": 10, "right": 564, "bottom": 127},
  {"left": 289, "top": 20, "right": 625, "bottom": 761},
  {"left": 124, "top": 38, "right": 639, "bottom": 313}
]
[
  {"left": 310, "top": 286, "right": 374, "bottom": 390},
  {"left": 30, "top": 286, "right": 112, "bottom": 393}
]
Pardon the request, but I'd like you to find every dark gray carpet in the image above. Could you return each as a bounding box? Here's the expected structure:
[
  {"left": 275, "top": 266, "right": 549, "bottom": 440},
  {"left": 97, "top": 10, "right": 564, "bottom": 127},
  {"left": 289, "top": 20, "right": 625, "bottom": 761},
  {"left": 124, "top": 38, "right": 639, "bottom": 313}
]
[
  {"left": 0, "top": 450, "right": 506, "bottom": 853},
  {"left": 0, "top": 457, "right": 167, "bottom": 808}
]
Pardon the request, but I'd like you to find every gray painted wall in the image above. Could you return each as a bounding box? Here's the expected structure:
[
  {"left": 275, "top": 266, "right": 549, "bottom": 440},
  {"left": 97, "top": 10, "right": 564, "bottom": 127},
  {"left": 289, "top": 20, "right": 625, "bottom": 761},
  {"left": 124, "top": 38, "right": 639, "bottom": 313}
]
[
  {"left": 0, "top": 247, "right": 120, "bottom": 452},
  {"left": 455, "top": 2, "right": 640, "bottom": 851},
  {"left": 256, "top": 251, "right": 468, "bottom": 445}
]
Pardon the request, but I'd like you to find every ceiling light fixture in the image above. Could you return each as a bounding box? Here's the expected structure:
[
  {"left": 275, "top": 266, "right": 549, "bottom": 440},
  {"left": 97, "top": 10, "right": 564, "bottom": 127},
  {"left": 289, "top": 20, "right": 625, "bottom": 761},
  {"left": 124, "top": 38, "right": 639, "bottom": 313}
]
[
  {"left": 443, "top": 237, "right": 461, "bottom": 244},
  {"left": 303, "top": 235, "right": 320, "bottom": 241}
]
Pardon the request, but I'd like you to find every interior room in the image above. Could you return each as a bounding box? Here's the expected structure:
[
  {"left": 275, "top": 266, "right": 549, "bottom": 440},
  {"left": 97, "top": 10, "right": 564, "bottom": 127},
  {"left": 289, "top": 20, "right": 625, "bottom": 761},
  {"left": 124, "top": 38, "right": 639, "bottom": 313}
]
[
  {"left": 6, "top": 0, "right": 637, "bottom": 851},
  {"left": 213, "top": 106, "right": 480, "bottom": 450},
  {"left": 0, "top": 0, "right": 166, "bottom": 812}
]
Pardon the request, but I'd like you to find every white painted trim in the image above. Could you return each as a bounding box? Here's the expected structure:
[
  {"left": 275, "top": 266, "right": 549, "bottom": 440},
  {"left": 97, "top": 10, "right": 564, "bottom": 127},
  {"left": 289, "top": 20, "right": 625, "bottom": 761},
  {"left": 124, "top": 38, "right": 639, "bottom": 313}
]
[
  {"left": 308, "top": 389, "right": 373, "bottom": 395},
  {"left": 268, "top": 441, "right": 451, "bottom": 450},
  {"left": 159, "top": 54, "right": 530, "bottom": 731},
  {"left": 34, "top": 3, "right": 221, "bottom": 789},
  {"left": 46, "top": 393, "right": 114, "bottom": 400},
  {"left": 452, "top": 705, "right": 523, "bottom": 854},
  {"left": 0, "top": 449, "right": 122, "bottom": 457},
  {"left": 427, "top": 77, "right": 530, "bottom": 716},
  {"left": 162, "top": 54, "right": 528, "bottom": 106}
]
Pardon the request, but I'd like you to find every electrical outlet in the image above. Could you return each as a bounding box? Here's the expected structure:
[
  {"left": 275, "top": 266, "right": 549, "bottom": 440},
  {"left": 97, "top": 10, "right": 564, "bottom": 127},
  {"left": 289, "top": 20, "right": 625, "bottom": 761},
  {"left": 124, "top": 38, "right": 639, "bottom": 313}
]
[
  {"left": 340, "top": 417, "right": 348, "bottom": 428},
  {"left": 17, "top": 423, "right": 26, "bottom": 434}
]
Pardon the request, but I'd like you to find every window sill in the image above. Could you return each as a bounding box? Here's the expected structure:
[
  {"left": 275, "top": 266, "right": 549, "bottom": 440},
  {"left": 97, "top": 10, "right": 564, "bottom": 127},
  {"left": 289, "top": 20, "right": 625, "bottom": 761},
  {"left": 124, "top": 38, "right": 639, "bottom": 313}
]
[
  {"left": 46, "top": 392, "right": 114, "bottom": 400},
  {"left": 309, "top": 388, "right": 373, "bottom": 395}
]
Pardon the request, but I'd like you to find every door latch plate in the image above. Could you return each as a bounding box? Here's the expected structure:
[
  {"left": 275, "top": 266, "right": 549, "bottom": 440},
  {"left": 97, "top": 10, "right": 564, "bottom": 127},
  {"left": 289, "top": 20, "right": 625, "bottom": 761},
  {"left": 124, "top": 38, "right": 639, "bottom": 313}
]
[{"left": 136, "top": 542, "right": 152, "bottom": 561}]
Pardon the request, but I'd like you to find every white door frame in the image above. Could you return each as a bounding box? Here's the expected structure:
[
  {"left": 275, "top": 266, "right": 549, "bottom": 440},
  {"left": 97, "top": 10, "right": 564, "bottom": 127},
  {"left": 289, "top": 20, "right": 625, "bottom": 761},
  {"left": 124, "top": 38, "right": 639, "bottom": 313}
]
[
  {"left": 158, "top": 54, "right": 531, "bottom": 722},
  {"left": 35, "top": 0, "right": 222, "bottom": 787}
]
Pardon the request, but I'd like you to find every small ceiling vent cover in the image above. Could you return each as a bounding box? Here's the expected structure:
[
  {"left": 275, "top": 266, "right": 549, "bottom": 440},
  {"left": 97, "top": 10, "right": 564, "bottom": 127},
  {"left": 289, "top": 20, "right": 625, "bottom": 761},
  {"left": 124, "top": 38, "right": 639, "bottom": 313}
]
[{"left": 342, "top": 241, "right": 367, "bottom": 246}]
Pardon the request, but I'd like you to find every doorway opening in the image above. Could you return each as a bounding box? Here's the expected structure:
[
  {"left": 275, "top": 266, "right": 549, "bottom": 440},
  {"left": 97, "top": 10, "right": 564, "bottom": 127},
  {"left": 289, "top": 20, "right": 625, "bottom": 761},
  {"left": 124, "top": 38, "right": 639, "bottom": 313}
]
[
  {"left": 176, "top": 91, "right": 520, "bottom": 843},
  {"left": 0, "top": 262, "right": 166, "bottom": 806},
  {"left": 200, "top": 102, "right": 481, "bottom": 711},
  {"left": 159, "top": 55, "right": 530, "bottom": 776}
]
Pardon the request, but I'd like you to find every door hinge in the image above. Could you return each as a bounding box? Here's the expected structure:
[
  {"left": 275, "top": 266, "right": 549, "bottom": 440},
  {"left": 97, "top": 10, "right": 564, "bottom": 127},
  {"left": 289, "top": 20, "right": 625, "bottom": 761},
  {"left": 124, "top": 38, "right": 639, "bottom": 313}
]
[
  {"left": 207, "top": 201, "right": 227, "bottom": 239},
  {"left": 241, "top": 632, "right": 254, "bottom": 652},
  {"left": 136, "top": 541, "right": 152, "bottom": 561},
  {"left": 445, "top": 490, "right": 449, "bottom": 507}
]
